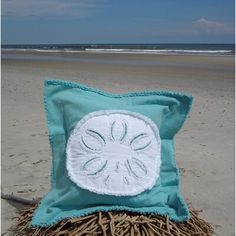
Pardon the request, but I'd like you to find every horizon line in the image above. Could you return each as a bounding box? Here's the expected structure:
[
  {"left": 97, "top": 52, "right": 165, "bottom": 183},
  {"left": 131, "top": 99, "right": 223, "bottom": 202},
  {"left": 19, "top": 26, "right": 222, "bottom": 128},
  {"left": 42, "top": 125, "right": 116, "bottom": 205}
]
[{"left": 2, "top": 42, "right": 235, "bottom": 46}]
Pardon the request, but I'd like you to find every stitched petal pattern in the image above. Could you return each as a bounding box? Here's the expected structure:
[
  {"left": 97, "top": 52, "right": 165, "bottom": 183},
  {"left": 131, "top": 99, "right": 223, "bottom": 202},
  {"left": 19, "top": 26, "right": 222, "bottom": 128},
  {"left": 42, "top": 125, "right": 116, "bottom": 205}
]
[{"left": 66, "top": 110, "right": 161, "bottom": 196}]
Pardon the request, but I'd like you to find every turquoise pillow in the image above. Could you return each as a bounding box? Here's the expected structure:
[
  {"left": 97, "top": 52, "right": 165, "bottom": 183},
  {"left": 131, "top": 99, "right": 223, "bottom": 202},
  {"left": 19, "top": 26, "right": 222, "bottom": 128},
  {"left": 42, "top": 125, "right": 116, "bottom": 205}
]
[{"left": 31, "top": 79, "right": 193, "bottom": 227}]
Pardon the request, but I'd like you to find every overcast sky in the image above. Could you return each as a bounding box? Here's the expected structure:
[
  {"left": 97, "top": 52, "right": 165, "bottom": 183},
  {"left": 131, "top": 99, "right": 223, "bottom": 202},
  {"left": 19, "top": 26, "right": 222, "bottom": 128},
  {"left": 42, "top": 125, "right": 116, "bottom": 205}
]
[{"left": 2, "top": 0, "right": 235, "bottom": 44}]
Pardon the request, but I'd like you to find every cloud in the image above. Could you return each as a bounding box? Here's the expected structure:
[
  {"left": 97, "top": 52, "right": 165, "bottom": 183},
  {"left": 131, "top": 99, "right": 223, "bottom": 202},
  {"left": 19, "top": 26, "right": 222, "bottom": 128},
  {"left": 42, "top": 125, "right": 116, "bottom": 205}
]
[
  {"left": 193, "top": 18, "right": 231, "bottom": 33},
  {"left": 2, "top": 0, "right": 105, "bottom": 17}
]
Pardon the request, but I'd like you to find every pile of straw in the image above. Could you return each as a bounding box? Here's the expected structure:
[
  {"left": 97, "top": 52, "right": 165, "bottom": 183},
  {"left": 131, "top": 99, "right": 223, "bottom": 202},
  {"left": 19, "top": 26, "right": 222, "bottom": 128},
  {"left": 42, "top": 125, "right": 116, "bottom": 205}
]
[{"left": 15, "top": 203, "right": 214, "bottom": 236}]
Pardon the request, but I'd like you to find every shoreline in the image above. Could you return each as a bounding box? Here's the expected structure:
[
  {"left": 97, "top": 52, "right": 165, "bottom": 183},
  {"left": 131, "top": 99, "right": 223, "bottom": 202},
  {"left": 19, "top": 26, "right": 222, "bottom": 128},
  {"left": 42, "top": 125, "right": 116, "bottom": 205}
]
[
  {"left": 2, "top": 42, "right": 234, "bottom": 56},
  {"left": 2, "top": 51, "right": 234, "bottom": 73},
  {"left": 2, "top": 49, "right": 235, "bottom": 57}
]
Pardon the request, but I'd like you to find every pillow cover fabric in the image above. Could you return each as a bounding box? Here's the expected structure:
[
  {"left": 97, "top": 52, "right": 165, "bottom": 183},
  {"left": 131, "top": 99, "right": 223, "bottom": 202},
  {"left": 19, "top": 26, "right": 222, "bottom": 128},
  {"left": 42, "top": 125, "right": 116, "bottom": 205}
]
[{"left": 31, "top": 79, "right": 193, "bottom": 227}]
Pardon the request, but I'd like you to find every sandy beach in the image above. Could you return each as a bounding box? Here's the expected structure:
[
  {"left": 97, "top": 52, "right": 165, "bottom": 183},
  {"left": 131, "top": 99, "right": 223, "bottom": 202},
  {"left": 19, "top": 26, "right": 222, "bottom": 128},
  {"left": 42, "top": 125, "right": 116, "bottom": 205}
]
[{"left": 1, "top": 52, "right": 235, "bottom": 235}]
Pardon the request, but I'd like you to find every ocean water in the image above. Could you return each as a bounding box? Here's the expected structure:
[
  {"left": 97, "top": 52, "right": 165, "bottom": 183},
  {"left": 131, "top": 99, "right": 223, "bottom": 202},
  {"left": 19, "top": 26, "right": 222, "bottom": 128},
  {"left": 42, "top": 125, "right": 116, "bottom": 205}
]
[{"left": 2, "top": 43, "right": 235, "bottom": 55}]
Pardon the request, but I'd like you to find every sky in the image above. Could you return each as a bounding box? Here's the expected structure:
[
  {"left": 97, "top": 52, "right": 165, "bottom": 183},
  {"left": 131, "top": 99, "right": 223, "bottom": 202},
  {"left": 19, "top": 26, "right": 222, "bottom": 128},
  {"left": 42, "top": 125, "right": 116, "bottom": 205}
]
[{"left": 2, "top": 0, "right": 235, "bottom": 44}]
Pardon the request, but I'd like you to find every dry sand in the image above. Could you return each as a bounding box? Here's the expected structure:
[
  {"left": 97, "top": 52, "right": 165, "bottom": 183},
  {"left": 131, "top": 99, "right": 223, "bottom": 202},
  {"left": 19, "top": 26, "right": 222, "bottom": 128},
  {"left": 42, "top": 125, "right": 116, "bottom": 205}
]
[{"left": 1, "top": 52, "right": 235, "bottom": 235}]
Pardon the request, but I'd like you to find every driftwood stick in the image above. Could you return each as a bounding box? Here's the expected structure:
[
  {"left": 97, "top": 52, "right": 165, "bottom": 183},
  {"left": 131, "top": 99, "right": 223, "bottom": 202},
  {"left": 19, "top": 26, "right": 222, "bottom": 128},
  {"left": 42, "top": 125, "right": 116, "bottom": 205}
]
[{"left": 1, "top": 193, "right": 40, "bottom": 205}]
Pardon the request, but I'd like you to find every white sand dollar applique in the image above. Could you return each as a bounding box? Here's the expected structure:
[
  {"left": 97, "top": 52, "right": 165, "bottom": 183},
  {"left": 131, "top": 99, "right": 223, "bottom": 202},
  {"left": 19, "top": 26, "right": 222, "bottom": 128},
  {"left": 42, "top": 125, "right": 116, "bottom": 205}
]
[{"left": 66, "top": 110, "right": 161, "bottom": 196}]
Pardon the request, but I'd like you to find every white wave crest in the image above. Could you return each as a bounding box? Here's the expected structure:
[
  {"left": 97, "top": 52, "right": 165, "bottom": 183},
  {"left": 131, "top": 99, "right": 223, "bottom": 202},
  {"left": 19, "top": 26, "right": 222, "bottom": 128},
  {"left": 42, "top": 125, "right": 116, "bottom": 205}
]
[{"left": 85, "top": 48, "right": 233, "bottom": 55}]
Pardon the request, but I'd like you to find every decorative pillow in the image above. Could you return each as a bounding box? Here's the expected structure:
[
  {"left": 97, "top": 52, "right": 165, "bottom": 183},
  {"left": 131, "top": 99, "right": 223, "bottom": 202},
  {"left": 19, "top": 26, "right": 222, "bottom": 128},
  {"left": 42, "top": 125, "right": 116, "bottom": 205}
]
[{"left": 31, "top": 79, "right": 193, "bottom": 227}]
